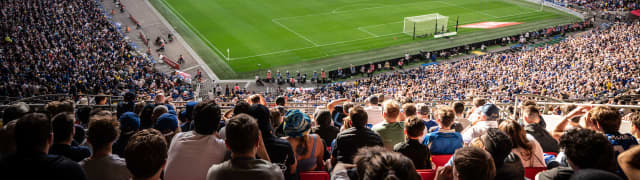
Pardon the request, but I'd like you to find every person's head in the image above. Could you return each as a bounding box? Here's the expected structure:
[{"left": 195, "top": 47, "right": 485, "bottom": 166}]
[
  {"left": 470, "top": 128, "right": 512, "bottom": 168},
  {"left": 140, "top": 104, "right": 156, "bottom": 129},
  {"left": 283, "top": 109, "right": 311, "bottom": 137},
  {"left": 521, "top": 100, "right": 536, "bottom": 107},
  {"left": 569, "top": 169, "right": 624, "bottom": 180},
  {"left": 270, "top": 109, "right": 282, "bottom": 130},
  {"left": 249, "top": 94, "right": 261, "bottom": 104},
  {"left": 498, "top": 120, "right": 532, "bottom": 151},
  {"left": 192, "top": 100, "right": 221, "bottom": 135},
  {"left": 436, "top": 107, "right": 455, "bottom": 128},
  {"left": 95, "top": 95, "right": 107, "bottom": 105},
  {"left": 560, "top": 128, "right": 615, "bottom": 171},
  {"left": 343, "top": 102, "right": 355, "bottom": 114},
  {"left": 15, "top": 113, "right": 52, "bottom": 153},
  {"left": 2, "top": 102, "right": 30, "bottom": 125},
  {"left": 315, "top": 110, "right": 331, "bottom": 127},
  {"left": 233, "top": 100, "right": 251, "bottom": 116},
  {"left": 353, "top": 146, "right": 421, "bottom": 180},
  {"left": 383, "top": 100, "right": 400, "bottom": 122},
  {"left": 404, "top": 116, "right": 425, "bottom": 139},
  {"left": 184, "top": 101, "right": 198, "bottom": 122},
  {"left": 225, "top": 114, "right": 260, "bottom": 155},
  {"left": 275, "top": 96, "right": 286, "bottom": 106},
  {"left": 45, "top": 100, "right": 74, "bottom": 118},
  {"left": 628, "top": 112, "right": 640, "bottom": 136},
  {"left": 135, "top": 102, "right": 146, "bottom": 115},
  {"left": 124, "top": 129, "right": 168, "bottom": 180},
  {"left": 349, "top": 106, "right": 368, "bottom": 128},
  {"left": 521, "top": 105, "right": 540, "bottom": 124},
  {"left": 402, "top": 103, "right": 417, "bottom": 117},
  {"left": 76, "top": 106, "right": 92, "bottom": 126},
  {"left": 479, "top": 104, "right": 500, "bottom": 122},
  {"left": 452, "top": 102, "right": 465, "bottom": 115},
  {"left": 151, "top": 105, "right": 168, "bottom": 126},
  {"left": 367, "top": 95, "right": 379, "bottom": 106},
  {"left": 119, "top": 112, "right": 141, "bottom": 133},
  {"left": 416, "top": 103, "right": 430, "bottom": 118},
  {"left": 248, "top": 104, "right": 272, "bottom": 135},
  {"left": 473, "top": 98, "right": 487, "bottom": 108},
  {"left": 124, "top": 92, "right": 136, "bottom": 102},
  {"left": 155, "top": 113, "right": 178, "bottom": 134},
  {"left": 51, "top": 112, "right": 75, "bottom": 144},
  {"left": 453, "top": 147, "right": 496, "bottom": 180},
  {"left": 87, "top": 115, "right": 120, "bottom": 151},
  {"left": 589, "top": 106, "right": 621, "bottom": 134}
]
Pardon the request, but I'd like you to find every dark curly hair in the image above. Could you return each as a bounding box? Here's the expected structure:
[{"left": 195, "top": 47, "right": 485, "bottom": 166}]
[
  {"left": 353, "top": 146, "right": 421, "bottom": 180},
  {"left": 559, "top": 128, "right": 615, "bottom": 171}
]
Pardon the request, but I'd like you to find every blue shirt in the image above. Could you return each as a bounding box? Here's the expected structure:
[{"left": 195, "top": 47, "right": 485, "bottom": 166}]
[
  {"left": 424, "top": 120, "right": 439, "bottom": 131},
  {"left": 423, "top": 131, "right": 463, "bottom": 155}
]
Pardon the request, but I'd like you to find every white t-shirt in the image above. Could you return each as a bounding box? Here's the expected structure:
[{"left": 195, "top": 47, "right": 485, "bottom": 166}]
[
  {"left": 364, "top": 105, "right": 384, "bottom": 126},
  {"left": 164, "top": 131, "right": 228, "bottom": 180},
  {"left": 80, "top": 154, "right": 131, "bottom": 180},
  {"left": 461, "top": 121, "right": 498, "bottom": 143}
]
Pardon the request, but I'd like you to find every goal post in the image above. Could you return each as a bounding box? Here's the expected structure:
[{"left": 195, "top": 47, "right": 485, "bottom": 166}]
[{"left": 403, "top": 13, "right": 449, "bottom": 37}]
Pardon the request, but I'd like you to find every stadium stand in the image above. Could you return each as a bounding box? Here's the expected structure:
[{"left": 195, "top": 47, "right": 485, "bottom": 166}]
[{"left": 1, "top": 0, "right": 640, "bottom": 180}]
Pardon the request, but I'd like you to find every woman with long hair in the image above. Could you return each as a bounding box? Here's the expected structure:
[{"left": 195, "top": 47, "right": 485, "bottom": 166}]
[{"left": 499, "top": 120, "right": 546, "bottom": 167}]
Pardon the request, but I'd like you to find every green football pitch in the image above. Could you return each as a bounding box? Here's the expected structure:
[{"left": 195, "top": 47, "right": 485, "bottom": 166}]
[{"left": 151, "top": 0, "right": 581, "bottom": 79}]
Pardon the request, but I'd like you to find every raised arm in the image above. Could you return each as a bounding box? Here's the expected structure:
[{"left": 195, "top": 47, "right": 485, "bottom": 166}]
[
  {"left": 552, "top": 106, "right": 591, "bottom": 141},
  {"left": 618, "top": 145, "right": 640, "bottom": 180},
  {"left": 327, "top": 98, "right": 349, "bottom": 114}
]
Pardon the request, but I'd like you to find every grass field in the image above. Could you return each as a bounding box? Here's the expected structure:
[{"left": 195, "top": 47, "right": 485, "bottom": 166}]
[{"left": 151, "top": 0, "right": 581, "bottom": 79}]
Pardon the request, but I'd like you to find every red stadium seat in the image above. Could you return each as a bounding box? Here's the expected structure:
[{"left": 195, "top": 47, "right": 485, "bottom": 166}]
[
  {"left": 544, "top": 152, "right": 558, "bottom": 157},
  {"left": 431, "top": 154, "right": 452, "bottom": 168},
  {"left": 525, "top": 167, "right": 547, "bottom": 179},
  {"left": 416, "top": 169, "right": 436, "bottom": 180},
  {"left": 299, "top": 171, "right": 330, "bottom": 180}
]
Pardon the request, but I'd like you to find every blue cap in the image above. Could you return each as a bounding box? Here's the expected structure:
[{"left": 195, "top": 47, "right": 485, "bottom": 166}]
[
  {"left": 166, "top": 104, "right": 175, "bottom": 112},
  {"left": 480, "top": 104, "right": 500, "bottom": 120},
  {"left": 284, "top": 109, "right": 311, "bottom": 137},
  {"left": 119, "top": 112, "right": 140, "bottom": 132},
  {"left": 156, "top": 113, "right": 178, "bottom": 133}
]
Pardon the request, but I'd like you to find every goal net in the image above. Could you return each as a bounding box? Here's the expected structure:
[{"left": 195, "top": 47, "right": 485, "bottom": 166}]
[{"left": 403, "top": 13, "right": 449, "bottom": 36}]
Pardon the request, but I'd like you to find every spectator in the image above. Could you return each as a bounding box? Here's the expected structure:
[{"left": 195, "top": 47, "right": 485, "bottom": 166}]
[
  {"left": 331, "top": 146, "right": 421, "bottom": 180},
  {"left": 538, "top": 128, "right": 617, "bottom": 180},
  {"left": 452, "top": 102, "right": 471, "bottom": 129},
  {"left": 155, "top": 113, "right": 180, "bottom": 144},
  {"left": 520, "top": 100, "right": 546, "bottom": 128},
  {"left": 462, "top": 104, "right": 500, "bottom": 144},
  {"left": 498, "top": 120, "right": 546, "bottom": 168},
  {"left": 589, "top": 106, "right": 638, "bottom": 155},
  {"left": 151, "top": 105, "right": 169, "bottom": 129},
  {"left": 416, "top": 103, "right": 439, "bottom": 133},
  {"left": 0, "top": 120, "right": 17, "bottom": 157},
  {"left": 393, "top": 116, "right": 432, "bottom": 169},
  {"left": 423, "top": 107, "right": 463, "bottom": 155},
  {"left": 124, "top": 129, "right": 168, "bottom": 180},
  {"left": 270, "top": 108, "right": 285, "bottom": 137},
  {"left": 113, "top": 112, "right": 141, "bottom": 157},
  {"left": 435, "top": 147, "right": 496, "bottom": 180},
  {"left": 332, "top": 106, "right": 383, "bottom": 165},
  {"left": 372, "top": 100, "right": 405, "bottom": 150},
  {"left": 45, "top": 100, "right": 75, "bottom": 118},
  {"left": 164, "top": 100, "right": 226, "bottom": 180},
  {"left": 327, "top": 98, "right": 349, "bottom": 128},
  {"left": 249, "top": 104, "right": 297, "bottom": 180},
  {"left": 398, "top": 103, "right": 416, "bottom": 122},
  {"left": 2, "top": 102, "right": 29, "bottom": 125},
  {"left": 628, "top": 112, "right": 640, "bottom": 143},
  {"left": 0, "top": 113, "right": 87, "bottom": 179},
  {"left": 117, "top": 92, "right": 137, "bottom": 118},
  {"left": 311, "top": 110, "right": 340, "bottom": 149},
  {"left": 618, "top": 145, "right": 640, "bottom": 180},
  {"left": 468, "top": 128, "right": 524, "bottom": 180},
  {"left": 80, "top": 115, "right": 131, "bottom": 180},
  {"left": 207, "top": 114, "right": 284, "bottom": 180},
  {"left": 283, "top": 109, "right": 325, "bottom": 171},
  {"left": 521, "top": 105, "right": 559, "bottom": 153},
  {"left": 467, "top": 98, "right": 487, "bottom": 123},
  {"left": 179, "top": 101, "right": 198, "bottom": 132},
  {"left": 48, "top": 112, "right": 91, "bottom": 162},
  {"left": 140, "top": 104, "right": 156, "bottom": 129},
  {"left": 364, "top": 95, "right": 384, "bottom": 125}
]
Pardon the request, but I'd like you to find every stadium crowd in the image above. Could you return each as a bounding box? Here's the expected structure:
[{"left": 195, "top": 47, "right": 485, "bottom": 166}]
[
  {"left": 0, "top": 0, "right": 195, "bottom": 100},
  {"left": 1, "top": 93, "right": 640, "bottom": 180},
  {"left": 567, "top": 0, "right": 639, "bottom": 11},
  {"left": 247, "top": 22, "right": 640, "bottom": 104}
]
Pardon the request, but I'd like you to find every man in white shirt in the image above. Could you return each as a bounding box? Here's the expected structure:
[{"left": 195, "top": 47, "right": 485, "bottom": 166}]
[
  {"left": 81, "top": 115, "right": 131, "bottom": 180},
  {"left": 164, "top": 100, "right": 227, "bottom": 180},
  {"left": 364, "top": 95, "right": 384, "bottom": 126},
  {"left": 462, "top": 104, "right": 500, "bottom": 144}
]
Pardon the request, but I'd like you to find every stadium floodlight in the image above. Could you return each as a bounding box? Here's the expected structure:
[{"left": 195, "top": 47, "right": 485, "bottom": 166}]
[{"left": 403, "top": 13, "right": 449, "bottom": 38}]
